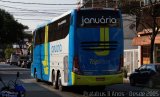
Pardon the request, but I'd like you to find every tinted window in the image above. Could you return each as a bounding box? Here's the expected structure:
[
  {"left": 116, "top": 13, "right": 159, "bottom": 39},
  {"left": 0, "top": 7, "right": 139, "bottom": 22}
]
[
  {"left": 34, "top": 14, "right": 71, "bottom": 45},
  {"left": 146, "top": 65, "right": 156, "bottom": 71},
  {"left": 34, "top": 27, "right": 45, "bottom": 46},
  {"left": 77, "top": 10, "right": 121, "bottom": 28},
  {"left": 34, "top": 30, "right": 40, "bottom": 46},
  {"left": 48, "top": 14, "right": 71, "bottom": 42},
  {"left": 139, "top": 65, "right": 146, "bottom": 71}
]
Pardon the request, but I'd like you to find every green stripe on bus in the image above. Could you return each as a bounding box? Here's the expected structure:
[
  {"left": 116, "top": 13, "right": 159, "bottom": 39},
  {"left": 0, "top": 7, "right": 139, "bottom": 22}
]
[
  {"left": 42, "top": 25, "right": 49, "bottom": 75},
  {"left": 95, "top": 27, "right": 109, "bottom": 56}
]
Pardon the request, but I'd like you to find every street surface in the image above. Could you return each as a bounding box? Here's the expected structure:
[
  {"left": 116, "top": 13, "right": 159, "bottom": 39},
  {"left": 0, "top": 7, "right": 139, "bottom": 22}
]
[{"left": 0, "top": 63, "right": 160, "bottom": 97}]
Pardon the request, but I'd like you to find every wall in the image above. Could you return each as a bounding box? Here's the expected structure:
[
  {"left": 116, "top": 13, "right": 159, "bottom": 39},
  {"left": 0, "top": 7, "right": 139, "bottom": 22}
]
[{"left": 123, "top": 14, "right": 138, "bottom": 49}]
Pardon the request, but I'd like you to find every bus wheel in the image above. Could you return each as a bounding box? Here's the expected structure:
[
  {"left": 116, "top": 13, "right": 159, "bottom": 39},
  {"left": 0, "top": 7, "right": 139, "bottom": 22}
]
[
  {"left": 58, "top": 73, "right": 65, "bottom": 91},
  {"left": 52, "top": 71, "right": 58, "bottom": 89}
]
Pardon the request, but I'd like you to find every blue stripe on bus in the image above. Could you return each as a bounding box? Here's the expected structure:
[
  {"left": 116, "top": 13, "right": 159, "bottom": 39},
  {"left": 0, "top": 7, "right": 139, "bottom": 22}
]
[
  {"left": 32, "top": 44, "right": 50, "bottom": 81},
  {"left": 68, "top": 10, "right": 76, "bottom": 85}
]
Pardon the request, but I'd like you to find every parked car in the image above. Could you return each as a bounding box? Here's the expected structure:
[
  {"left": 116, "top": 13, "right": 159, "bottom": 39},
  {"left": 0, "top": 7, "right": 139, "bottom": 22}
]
[
  {"left": 129, "top": 63, "right": 160, "bottom": 88},
  {"left": 26, "top": 56, "right": 32, "bottom": 68},
  {"left": 10, "top": 53, "right": 19, "bottom": 65},
  {"left": 18, "top": 56, "right": 31, "bottom": 68}
]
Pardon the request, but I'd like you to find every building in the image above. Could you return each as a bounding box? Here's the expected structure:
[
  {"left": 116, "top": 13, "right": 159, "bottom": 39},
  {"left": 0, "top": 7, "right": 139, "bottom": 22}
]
[
  {"left": 79, "top": 0, "right": 158, "bottom": 8},
  {"left": 132, "top": 30, "right": 160, "bottom": 64},
  {"left": 121, "top": 0, "right": 160, "bottom": 73},
  {"left": 132, "top": 1, "right": 160, "bottom": 64},
  {"left": 123, "top": 14, "right": 140, "bottom": 74},
  {"left": 79, "top": 0, "right": 119, "bottom": 8}
]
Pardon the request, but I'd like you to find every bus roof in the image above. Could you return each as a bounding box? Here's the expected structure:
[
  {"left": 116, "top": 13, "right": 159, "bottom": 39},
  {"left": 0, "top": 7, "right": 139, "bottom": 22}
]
[
  {"left": 50, "top": 10, "right": 72, "bottom": 23},
  {"left": 81, "top": 7, "right": 120, "bottom": 11},
  {"left": 34, "top": 10, "right": 72, "bottom": 30}
]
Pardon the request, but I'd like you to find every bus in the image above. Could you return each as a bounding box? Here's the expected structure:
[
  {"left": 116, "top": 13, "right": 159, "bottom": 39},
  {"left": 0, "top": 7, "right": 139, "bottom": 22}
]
[{"left": 31, "top": 8, "right": 124, "bottom": 91}]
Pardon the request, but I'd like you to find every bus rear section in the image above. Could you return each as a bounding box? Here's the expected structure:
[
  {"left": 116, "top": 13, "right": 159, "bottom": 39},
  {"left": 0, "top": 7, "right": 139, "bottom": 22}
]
[{"left": 71, "top": 9, "right": 123, "bottom": 86}]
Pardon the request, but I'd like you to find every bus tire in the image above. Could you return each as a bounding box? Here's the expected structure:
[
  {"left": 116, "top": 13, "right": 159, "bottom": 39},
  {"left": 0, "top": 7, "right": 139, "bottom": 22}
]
[
  {"left": 58, "top": 73, "right": 65, "bottom": 91},
  {"left": 52, "top": 71, "right": 58, "bottom": 89}
]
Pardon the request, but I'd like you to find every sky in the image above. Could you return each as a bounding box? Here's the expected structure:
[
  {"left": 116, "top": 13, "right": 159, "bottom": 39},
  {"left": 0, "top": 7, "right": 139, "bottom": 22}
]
[{"left": 0, "top": 0, "right": 79, "bottom": 31}]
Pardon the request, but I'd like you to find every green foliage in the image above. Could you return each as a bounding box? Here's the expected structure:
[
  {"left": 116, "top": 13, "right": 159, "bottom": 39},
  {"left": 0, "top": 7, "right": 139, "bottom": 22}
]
[
  {"left": 4, "top": 46, "right": 14, "bottom": 59},
  {"left": 0, "top": 8, "right": 28, "bottom": 44}
]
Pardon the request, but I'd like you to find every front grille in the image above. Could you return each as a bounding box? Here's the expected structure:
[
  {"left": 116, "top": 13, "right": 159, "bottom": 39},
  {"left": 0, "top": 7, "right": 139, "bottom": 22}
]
[{"left": 81, "top": 41, "right": 118, "bottom": 51}]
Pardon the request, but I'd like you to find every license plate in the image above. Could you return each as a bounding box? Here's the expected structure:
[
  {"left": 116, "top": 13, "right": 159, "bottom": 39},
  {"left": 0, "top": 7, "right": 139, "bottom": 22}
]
[{"left": 96, "top": 77, "right": 105, "bottom": 81}]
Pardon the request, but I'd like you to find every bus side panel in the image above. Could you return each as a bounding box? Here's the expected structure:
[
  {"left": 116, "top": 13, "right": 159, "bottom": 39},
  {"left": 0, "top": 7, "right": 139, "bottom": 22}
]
[
  {"left": 31, "top": 44, "right": 50, "bottom": 81},
  {"left": 41, "top": 25, "right": 50, "bottom": 81},
  {"left": 40, "top": 44, "right": 50, "bottom": 81},
  {"left": 48, "top": 43, "right": 52, "bottom": 82},
  {"left": 68, "top": 10, "right": 77, "bottom": 86},
  {"left": 31, "top": 45, "right": 43, "bottom": 80}
]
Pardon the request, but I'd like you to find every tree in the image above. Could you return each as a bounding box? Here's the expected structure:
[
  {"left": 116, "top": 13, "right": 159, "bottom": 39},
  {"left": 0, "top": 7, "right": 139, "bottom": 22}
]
[
  {"left": 0, "top": 8, "right": 28, "bottom": 44},
  {"left": 0, "top": 8, "right": 28, "bottom": 56},
  {"left": 4, "top": 45, "right": 14, "bottom": 59},
  {"left": 120, "top": 0, "right": 160, "bottom": 63}
]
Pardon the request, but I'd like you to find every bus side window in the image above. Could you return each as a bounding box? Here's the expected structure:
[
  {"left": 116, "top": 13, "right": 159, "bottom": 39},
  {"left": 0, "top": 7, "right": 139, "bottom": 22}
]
[
  {"left": 39, "top": 28, "right": 45, "bottom": 44},
  {"left": 35, "top": 27, "right": 45, "bottom": 46},
  {"left": 35, "top": 31, "right": 40, "bottom": 46},
  {"left": 48, "top": 23, "right": 56, "bottom": 42},
  {"left": 48, "top": 14, "right": 70, "bottom": 42},
  {"left": 33, "top": 31, "right": 36, "bottom": 48}
]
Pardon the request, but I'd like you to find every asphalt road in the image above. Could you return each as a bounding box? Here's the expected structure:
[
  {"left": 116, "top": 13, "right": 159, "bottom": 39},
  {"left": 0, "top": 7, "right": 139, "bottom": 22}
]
[
  {"left": 0, "top": 63, "right": 87, "bottom": 97},
  {"left": 0, "top": 63, "right": 160, "bottom": 97}
]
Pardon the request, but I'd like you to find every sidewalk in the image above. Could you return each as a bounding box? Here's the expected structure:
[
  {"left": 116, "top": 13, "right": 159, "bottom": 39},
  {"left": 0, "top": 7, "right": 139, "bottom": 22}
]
[{"left": 123, "top": 78, "right": 130, "bottom": 84}]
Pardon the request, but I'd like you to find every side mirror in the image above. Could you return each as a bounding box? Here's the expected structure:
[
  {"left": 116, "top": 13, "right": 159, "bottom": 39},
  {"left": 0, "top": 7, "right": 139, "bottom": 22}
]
[{"left": 17, "top": 72, "right": 20, "bottom": 78}]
